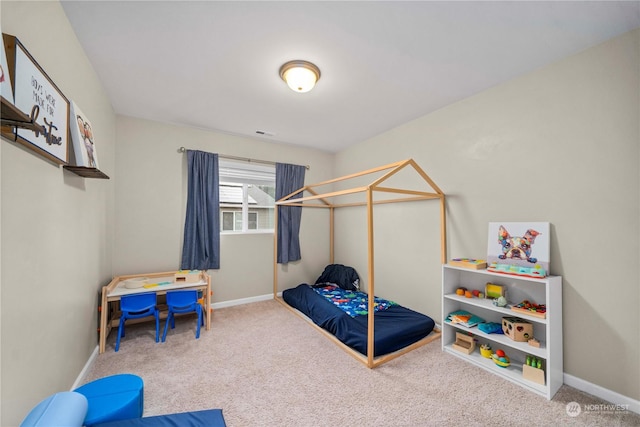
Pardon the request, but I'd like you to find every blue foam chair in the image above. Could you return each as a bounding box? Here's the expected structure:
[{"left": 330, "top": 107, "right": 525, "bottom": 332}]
[
  {"left": 74, "top": 374, "right": 143, "bottom": 426},
  {"left": 116, "top": 293, "right": 159, "bottom": 352},
  {"left": 20, "top": 391, "right": 88, "bottom": 427},
  {"left": 162, "top": 290, "right": 203, "bottom": 342}
]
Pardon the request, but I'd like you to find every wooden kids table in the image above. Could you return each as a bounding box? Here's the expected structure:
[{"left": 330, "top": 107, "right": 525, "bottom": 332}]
[{"left": 99, "top": 270, "right": 211, "bottom": 353}]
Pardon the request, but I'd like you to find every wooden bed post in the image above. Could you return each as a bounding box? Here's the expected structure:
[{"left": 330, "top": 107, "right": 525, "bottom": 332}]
[
  {"left": 330, "top": 206, "right": 335, "bottom": 264},
  {"left": 273, "top": 203, "right": 279, "bottom": 298},
  {"left": 366, "top": 186, "right": 375, "bottom": 368},
  {"left": 440, "top": 196, "right": 447, "bottom": 264}
]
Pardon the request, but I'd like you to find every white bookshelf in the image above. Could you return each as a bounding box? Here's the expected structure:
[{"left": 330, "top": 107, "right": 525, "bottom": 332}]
[{"left": 442, "top": 265, "right": 563, "bottom": 399}]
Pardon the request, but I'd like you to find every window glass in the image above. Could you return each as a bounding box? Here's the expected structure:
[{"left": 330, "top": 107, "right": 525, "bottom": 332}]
[
  {"left": 219, "top": 160, "right": 275, "bottom": 233},
  {"left": 222, "top": 211, "right": 234, "bottom": 231},
  {"left": 248, "top": 212, "right": 258, "bottom": 230}
]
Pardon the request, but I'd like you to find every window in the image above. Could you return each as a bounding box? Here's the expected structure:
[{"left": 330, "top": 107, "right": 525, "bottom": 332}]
[
  {"left": 221, "top": 211, "right": 258, "bottom": 231},
  {"left": 219, "top": 160, "right": 275, "bottom": 233}
]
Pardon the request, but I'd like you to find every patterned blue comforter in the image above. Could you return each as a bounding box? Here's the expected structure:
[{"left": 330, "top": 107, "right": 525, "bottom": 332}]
[{"left": 312, "top": 284, "right": 397, "bottom": 317}]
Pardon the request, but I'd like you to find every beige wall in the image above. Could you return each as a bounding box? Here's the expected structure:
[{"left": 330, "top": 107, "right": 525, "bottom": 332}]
[
  {"left": 2, "top": 2, "right": 638, "bottom": 424},
  {"left": 114, "top": 116, "right": 334, "bottom": 302},
  {"left": 1, "top": 2, "right": 116, "bottom": 425},
  {"left": 335, "top": 29, "right": 640, "bottom": 400}
]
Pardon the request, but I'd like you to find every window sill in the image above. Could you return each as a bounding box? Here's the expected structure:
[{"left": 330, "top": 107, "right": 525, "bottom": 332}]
[{"left": 220, "top": 230, "right": 274, "bottom": 236}]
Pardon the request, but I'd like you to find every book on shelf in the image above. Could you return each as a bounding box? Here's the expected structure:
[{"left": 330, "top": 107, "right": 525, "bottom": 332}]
[
  {"left": 446, "top": 310, "right": 485, "bottom": 328},
  {"left": 448, "top": 258, "right": 487, "bottom": 269}
]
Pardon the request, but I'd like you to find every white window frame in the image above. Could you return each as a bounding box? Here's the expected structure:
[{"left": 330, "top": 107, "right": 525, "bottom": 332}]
[{"left": 219, "top": 160, "right": 275, "bottom": 235}]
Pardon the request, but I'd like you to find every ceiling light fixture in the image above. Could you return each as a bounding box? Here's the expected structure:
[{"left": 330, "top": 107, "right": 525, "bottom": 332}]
[{"left": 279, "top": 60, "right": 321, "bottom": 93}]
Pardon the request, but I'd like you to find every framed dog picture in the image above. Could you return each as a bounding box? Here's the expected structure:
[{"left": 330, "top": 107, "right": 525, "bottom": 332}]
[
  {"left": 487, "top": 222, "right": 550, "bottom": 272},
  {"left": 70, "top": 101, "right": 99, "bottom": 168}
]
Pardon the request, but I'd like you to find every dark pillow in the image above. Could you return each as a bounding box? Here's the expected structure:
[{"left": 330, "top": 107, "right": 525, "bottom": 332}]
[{"left": 314, "top": 264, "right": 360, "bottom": 291}]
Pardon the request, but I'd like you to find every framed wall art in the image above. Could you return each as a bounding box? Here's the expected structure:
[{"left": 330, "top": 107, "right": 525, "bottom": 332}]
[
  {"left": 487, "top": 222, "right": 550, "bottom": 273},
  {"left": 70, "top": 101, "right": 99, "bottom": 168},
  {"left": 3, "top": 33, "right": 69, "bottom": 165},
  {"left": 0, "top": 35, "right": 13, "bottom": 104}
]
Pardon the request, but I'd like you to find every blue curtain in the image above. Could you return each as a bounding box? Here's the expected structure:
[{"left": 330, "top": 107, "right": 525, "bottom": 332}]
[
  {"left": 276, "top": 163, "right": 306, "bottom": 264},
  {"left": 181, "top": 150, "right": 220, "bottom": 270}
]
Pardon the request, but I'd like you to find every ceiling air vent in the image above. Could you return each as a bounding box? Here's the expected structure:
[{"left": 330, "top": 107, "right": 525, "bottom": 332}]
[{"left": 255, "top": 130, "right": 275, "bottom": 137}]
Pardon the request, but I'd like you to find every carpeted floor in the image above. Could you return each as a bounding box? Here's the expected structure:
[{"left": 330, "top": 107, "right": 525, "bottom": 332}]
[{"left": 84, "top": 300, "right": 640, "bottom": 426}]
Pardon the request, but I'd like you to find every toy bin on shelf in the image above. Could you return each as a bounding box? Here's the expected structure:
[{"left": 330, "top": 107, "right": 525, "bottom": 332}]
[
  {"left": 523, "top": 364, "right": 546, "bottom": 385},
  {"left": 452, "top": 332, "right": 475, "bottom": 355},
  {"left": 502, "top": 317, "right": 534, "bottom": 342}
]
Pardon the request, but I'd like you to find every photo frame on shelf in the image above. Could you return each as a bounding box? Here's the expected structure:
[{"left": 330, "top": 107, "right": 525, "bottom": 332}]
[
  {"left": 0, "top": 35, "right": 13, "bottom": 104},
  {"left": 487, "top": 222, "right": 550, "bottom": 273},
  {"left": 4, "top": 34, "right": 69, "bottom": 165},
  {"left": 70, "top": 101, "right": 99, "bottom": 168}
]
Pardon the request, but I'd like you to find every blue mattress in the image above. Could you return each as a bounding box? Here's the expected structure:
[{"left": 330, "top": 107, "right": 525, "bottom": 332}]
[{"left": 282, "top": 284, "right": 435, "bottom": 356}]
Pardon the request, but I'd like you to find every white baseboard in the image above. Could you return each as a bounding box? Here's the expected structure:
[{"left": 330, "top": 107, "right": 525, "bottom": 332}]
[
  {"left": 211, "top": 293, "right": 278, "bottom": 310},
  {"left": 71, "top": 345, "right": 99, "bottom": 390},
  {"left": 564, "top": 373, "right": 640, "bottom": 415}
]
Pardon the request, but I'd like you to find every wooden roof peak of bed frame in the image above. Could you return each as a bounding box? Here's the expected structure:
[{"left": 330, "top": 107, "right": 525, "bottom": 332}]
[{"left": 276, "top": 158, "right": 444, "bottom": 209}]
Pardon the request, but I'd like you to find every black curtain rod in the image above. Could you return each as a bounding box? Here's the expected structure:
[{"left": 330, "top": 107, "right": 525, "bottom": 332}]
[{"left": 177, "top": 147, "right": 309, "bottom": 170}]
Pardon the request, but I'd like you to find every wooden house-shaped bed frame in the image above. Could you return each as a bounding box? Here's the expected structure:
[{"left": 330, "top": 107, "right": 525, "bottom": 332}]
[{"left": 273, "top": 159, "right": 447, "bottom": 368}]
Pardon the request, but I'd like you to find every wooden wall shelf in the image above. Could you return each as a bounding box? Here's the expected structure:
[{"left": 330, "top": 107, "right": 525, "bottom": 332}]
[
  {"left": 3, "top": 97, "right": 109, "bottom": 179},
  {"left": 1, "top": 96, "right": 41, "bottom": 134},
  {"left": 63, "top": 165, "right": 110, "bottom": 179}
]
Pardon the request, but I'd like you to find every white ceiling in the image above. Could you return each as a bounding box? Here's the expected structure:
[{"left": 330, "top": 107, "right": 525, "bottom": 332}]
[{"left": 61, "top": 1, "right": 640, "bottom": 153}]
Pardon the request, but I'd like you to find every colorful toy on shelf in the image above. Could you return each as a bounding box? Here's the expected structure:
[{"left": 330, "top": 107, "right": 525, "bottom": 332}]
[
  {"left": 528, "top": 338, "right": 541, "bottom": 348},
  {"left": 448, "top": 258, "right": 487, "bottom": 270},
  {"left": 487, "top": 262, "right": 547, "bottom": 278},
  {"left": 492, "top": 296, "right": 508, "bottom": 307},
  {"left": 523, "top": 355, "right": 546, "bottom": 385},
  {"left": 491, "top": 349, "right": 510, "bottom": 368},
  {"left": 447, "top": 310, "right": 485, "bottom": 328},
  {"left": 452, "top": 332, "right": 475, "bottom": 355},
  {"left": 478, "top": 322, "right": 503, "bottom": 334},
  {"left": 502, "top": 317, "right": 533, "bottom": 342},
  {"left": 480, "top": 343, "right": 493, "bottom": 358},
  {"left": 526, "top": 355, "right": 543, "bottom": 369},
  {"left": 461, "top": 289, "right": 482, "bottom": 298},
  {"left": 511, "top": 300, "right": 546, "bottom": 319},
  {"left": 174, "top": 270, "right": 201, "bottom": 284},
  {"left": 485, "top": 282, "right": 505, "bottom": 299}
]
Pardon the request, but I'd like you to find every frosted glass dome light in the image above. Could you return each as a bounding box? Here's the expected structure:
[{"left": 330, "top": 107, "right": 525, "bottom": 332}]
[{"left": 279, "top": 60, "right": 321, "bottom": 93}]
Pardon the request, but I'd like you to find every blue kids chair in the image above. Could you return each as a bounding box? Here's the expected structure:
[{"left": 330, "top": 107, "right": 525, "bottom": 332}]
[
  {"left": 115, "top": 293, "right": 160, "bottom": 352},
  {"left": 162, "top": 290, "right": 203, "bottom": 342}
]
